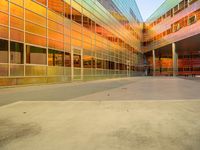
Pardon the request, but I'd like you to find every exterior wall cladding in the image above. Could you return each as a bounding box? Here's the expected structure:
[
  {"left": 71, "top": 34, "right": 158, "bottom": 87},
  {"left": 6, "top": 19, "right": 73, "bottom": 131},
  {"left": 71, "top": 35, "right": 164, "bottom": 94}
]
[
  {"left": 0, "top": 0, "right": 200, "bottom": 86},
  {"left": 0, "top": 0, "right": 144, "bottom": 86},
  {"left": 143, "top": 0, "right": 200, "bottom": 76}
]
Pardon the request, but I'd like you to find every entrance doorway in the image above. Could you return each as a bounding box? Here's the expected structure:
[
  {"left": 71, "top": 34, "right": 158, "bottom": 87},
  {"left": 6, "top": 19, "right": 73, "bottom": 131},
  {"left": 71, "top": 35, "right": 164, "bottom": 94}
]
[{"left": 72, "top": 47, "right": 83, "bottom": 80}]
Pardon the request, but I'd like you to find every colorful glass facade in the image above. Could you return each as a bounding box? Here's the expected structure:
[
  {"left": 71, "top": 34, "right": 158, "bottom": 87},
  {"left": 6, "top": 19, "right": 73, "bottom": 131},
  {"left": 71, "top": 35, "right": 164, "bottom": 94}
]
[
  {"left": 0, "top": 0, "right": 143, "bottom": 85},
  {"left": 144, "top": 0, "right": 200, "bottom": 76}
]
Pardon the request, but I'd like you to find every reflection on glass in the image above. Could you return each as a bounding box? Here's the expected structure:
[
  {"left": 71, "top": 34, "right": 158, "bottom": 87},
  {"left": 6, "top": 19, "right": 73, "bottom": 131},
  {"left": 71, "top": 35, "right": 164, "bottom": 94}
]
[
  {"left": 10, "top": 41, "right": 24, "bottom": 64},
  {"left": 73, "top": 54, "right": 81, "bottom": 68},
  {"left": 0, "top": 39, "right": 8, "bottom": 63},
  {"left": 65, "top": 52, "right": 71, "bottom": 67},
  {"left": 48, "top": 49, "right": 64, "bottom": 66},
  {"left": 26, "top": 45, "right": 46, "bottom": 65}
]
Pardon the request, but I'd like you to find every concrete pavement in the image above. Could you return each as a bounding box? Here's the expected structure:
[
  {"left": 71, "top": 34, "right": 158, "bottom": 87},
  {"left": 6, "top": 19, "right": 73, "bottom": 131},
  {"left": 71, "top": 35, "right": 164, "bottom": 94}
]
[
  {"left": 0, "top": 77, "right": 200, "bottom": 106},
  {"left": 1, "top": 100, "right": 200, "bottom": 150},
  {"left": 0, "top": 77, "right": 200, "bottom": 150}
]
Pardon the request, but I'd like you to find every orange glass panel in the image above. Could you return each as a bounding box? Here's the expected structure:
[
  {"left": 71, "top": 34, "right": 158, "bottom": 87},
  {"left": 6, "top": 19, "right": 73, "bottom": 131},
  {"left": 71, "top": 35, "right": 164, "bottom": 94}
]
[
  {"left": 25, "top": 10, "right": 46, "bottom": 27},
  {"left": 26, "top": 33, "right": 47, "bottom": 47},
  {"left": 10, "top": 16, "right": 24, "bottom": 30},
  {"left": 0, "top": 12, "right": 8, "bottom": 25},
  {"left": 72, "top": 38, "right": 82, "bottom": 47},
  {"left": 10, "top": 28, "right": 24, "bottom": 42},
  {"left": 48, "top": 39, "right": 64, "bottom": 50},
  {"left": 64, "top": 1, "right": 71, "bottom": 19},
  {"left": 35, "top": 0, "right": 47, "bottom": 6},
  {"left": 48, "top": 20, "right": 63, "bottom": 33},
  {"left": 48, "top": 29, "right": 63, "bottom": 41},
  {"left": 48, "top": 0, "right": 64, "bottom": 15},
  {"left": 0, "top": 25, "right": 8, "bottom": 39},
  {"left": 71, "top": 30, "right": 82, "bottom": 40},
  {"left": 26, "top": 21, "right": 46, "bottom": 36}
]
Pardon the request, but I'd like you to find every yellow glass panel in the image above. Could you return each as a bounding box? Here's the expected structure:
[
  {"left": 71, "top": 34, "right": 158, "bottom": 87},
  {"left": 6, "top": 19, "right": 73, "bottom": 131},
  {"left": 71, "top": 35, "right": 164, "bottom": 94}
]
[
  {"left": 25, "top": 0, "right": 46, "bottom": 17},
  {"left": 10, "top": 3, "right": 24, "bottom": 18},
  {"left": 10, "top": 0, "right": 23, "bottom": 6},
  {"left": 48, "top": 10, "right": 63, "bottom": 24},
  {"left": 0, "top": 0, "right": 8, "bottom": 12}
]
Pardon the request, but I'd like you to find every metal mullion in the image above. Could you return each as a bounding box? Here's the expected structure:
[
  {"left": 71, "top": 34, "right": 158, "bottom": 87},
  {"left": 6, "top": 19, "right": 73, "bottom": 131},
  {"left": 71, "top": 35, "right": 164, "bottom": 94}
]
[
  {"left": 46, "top": 0, "right": 48, "bottom": 77},
  {"left": 63, "top": 2, "right": 65, "bottom": 76},
  {"left": 23, "top": 0, "right": 26, "bottom": 77},
  {"left": 8, "top": 0, "right": 11, "bottom": 77},
  {"left": 81, "top": 3, "right": 84, "bottom": 80},
  {"left": 70, "top": 0, "right": 74, "bottom": 81}
]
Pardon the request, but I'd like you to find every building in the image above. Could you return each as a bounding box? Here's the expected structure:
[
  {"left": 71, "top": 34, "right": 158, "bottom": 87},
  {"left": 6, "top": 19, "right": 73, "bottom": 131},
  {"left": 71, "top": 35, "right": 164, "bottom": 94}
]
[
  {"left": 143, "top": 0, "right": 200, "bottom": 76},
  {"left": 0, "top": 0, "right": 144, "bottom": 86},
  {"left": 0, "top": 0, "right": 200, "bottom": 86}
]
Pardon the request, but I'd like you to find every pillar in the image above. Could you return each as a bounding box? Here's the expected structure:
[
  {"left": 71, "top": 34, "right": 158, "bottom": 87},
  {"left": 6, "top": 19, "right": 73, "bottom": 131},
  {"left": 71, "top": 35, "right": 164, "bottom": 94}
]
[
  {"left": 152, "top": 49, "right": 156, "bottom": 76},
  {"left": 172, "top": 43, "right": 178, "bottom": 76}
]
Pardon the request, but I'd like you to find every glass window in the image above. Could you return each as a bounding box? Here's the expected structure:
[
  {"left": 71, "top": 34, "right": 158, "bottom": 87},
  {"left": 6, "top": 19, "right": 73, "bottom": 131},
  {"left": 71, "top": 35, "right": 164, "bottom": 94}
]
[
  {"left": 10, "top": 28, "right": 24, "bottom": 42},
  {"left": 10, "top": 3, "right": 24, "bottom": 18},
  {"left": 48, "top": 20, "right": 64, "bottom": 33},
  {"left": 64, "top": 2, "right": 71, "bottom": 19},
  {"left": 65, "top": 52, "right": 71, "bottom": 67},
  {"left": 97, "top": 59, "right": 102, "bottom": 68},
  {"left": 48, "top": 49, "right": 64, "bottom": 66},
  {"left": 10, "top": 16, "right": 24, "bottom": 30},
  {"left": 26, "top": 10, "right": 46, "bottom": 27},
  {"left": 26, "top": 33, "right": 47, "bottom": 47},
  {"left": 10, "top": 41, "right": 24, "bottom": 64},
  {"left": 0, "top": 0, "right": 8, "bottom": 12},
  {"left": 26, "top": 45, "right": 46, "bottom": 65},
  {"left": 73, "top": 54, "right": 81, "bottom": 68},
  {"left": 0, "top": 12, "right": 8, "bottom": 25},
  {"left": 48, "top": 0, "right": 64, "bottom": 15},
  {"left": 35, "top": 0, "right": 47, "bottom": 6},
  {"left": 83, "top": 14, "right": 92, "bottom": 30},
  {"left": 83, "top": 55, "right": 92, "bottom": 68},
  {"left": 25, "top": 0, "right": 46, "bottom": 17},
  {"left": 11, "top": 0, "right": 23, "bottom": 6},
  {"left": 0, "top": 25, "right": 8, "bottom": 39},
  {"left": 26, "top": 21, "right": 46, "bottom": 36},
  {"left": 0, "top": 39, "right": 8, "bottom": 63},
  {"left": 188, "top": 15, "right": 196, "bottom": 25},
  {"left": 72, "top": 8, "right": 82, "bottom": 24}
]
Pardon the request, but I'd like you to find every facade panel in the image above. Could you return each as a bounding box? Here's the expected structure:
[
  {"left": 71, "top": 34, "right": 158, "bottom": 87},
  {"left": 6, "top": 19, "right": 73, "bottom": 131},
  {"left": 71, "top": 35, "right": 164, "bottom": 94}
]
[{"left": 0, "top": 0, "right": 143, "bottom": 85}]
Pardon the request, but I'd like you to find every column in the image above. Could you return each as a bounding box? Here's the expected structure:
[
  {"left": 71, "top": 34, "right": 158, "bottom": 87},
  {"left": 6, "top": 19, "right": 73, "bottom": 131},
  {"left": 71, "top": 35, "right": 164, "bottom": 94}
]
[
  {"left": 152, "top": 49, "right": 156, "bottom": 76},
  {"left": 172, "top": 43, "right": 178, "bottom": 76}
]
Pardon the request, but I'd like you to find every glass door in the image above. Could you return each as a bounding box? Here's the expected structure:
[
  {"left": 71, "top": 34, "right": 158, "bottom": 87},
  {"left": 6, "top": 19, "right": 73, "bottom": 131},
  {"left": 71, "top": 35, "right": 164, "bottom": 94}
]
[{"left": 72, "top": 47, "right": 83, "bottom": 80}]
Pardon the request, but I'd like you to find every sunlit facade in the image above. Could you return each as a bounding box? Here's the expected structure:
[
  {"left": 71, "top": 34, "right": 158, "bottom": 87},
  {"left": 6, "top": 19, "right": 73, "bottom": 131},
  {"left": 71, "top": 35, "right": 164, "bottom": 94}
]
[
  {"left": 143, "top": 0, "right": 200, "bottom": 76},
  {"left": 0, "top": 0, "right": 143, "bottom": 85}
]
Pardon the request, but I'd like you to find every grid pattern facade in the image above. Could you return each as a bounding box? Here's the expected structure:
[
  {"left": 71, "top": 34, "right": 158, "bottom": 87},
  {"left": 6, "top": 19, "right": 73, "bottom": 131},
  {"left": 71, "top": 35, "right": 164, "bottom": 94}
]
[
  {"left": 0, "top": 0, "right": 143, "bottom": 85},
  {"left": 143, "top": 0, "right": 200, "bottom": 76}
]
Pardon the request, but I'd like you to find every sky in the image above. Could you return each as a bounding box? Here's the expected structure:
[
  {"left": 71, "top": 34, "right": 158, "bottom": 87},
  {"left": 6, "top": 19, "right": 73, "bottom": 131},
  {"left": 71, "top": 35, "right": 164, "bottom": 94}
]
[{"left": 135, "top": 0, "right": 166, "bottom": 21}]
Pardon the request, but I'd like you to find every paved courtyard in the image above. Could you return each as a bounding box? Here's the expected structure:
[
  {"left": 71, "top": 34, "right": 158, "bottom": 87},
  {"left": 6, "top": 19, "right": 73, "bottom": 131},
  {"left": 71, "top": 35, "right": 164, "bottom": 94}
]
[{"left": 0, "top": 77, "right": 200, "bottom": 150}]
